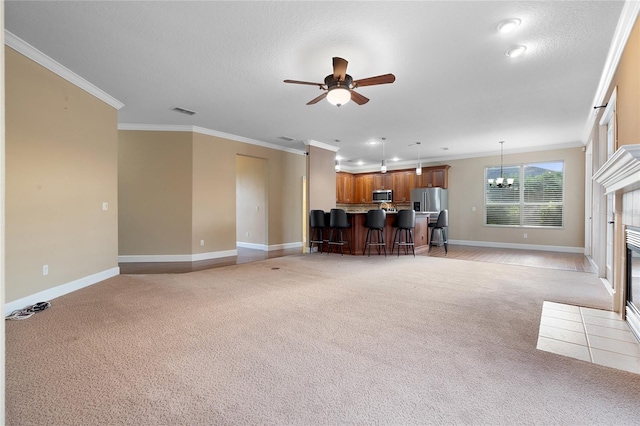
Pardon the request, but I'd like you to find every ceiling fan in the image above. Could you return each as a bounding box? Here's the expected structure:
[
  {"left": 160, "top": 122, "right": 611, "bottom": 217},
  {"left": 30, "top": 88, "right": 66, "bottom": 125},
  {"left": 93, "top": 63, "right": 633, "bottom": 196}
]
[{"left": 284, "top": 57, "right": 396, "bottom": 107}]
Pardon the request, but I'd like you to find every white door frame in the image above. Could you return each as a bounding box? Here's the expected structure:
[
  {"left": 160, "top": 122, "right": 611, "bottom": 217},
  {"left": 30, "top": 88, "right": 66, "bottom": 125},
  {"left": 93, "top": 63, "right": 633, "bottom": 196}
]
[
  {"left": 584, "top": 141, "right": 593, "bottom": 258},
  {"left": 599, "top": 87, "right": 617, "bottom": 290}
]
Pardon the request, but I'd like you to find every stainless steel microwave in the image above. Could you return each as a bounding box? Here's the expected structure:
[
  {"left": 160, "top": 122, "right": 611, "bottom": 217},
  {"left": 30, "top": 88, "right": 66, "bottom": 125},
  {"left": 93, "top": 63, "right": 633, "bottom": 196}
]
[{"left": 372, "top": 189, "right": 393, "bottom": 203}]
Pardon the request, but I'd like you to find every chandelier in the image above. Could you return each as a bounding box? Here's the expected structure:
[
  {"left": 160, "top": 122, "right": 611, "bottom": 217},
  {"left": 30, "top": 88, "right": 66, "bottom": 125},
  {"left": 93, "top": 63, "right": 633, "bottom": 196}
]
[{"left": 488, "top": 141, "right": 514, "bottom": 188}]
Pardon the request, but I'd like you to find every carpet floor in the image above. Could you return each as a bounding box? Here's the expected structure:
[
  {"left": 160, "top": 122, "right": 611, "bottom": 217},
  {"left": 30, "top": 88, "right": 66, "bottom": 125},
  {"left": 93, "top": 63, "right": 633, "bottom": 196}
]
[{"left": 6, "top": 254, "right": 640, "bottom": 425}]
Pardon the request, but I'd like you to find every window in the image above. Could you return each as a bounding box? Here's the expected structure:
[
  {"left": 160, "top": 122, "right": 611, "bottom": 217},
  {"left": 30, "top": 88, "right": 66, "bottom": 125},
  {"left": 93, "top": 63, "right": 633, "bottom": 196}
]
[{"left": 485, "top": 161, "right": 564, "bottom": 228}]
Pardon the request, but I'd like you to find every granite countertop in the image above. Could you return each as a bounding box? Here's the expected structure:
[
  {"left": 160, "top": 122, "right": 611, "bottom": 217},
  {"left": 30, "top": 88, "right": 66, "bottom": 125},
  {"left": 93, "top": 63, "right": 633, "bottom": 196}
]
[{"left": 344, "top": 209, "right": 430, "bottom": 216}]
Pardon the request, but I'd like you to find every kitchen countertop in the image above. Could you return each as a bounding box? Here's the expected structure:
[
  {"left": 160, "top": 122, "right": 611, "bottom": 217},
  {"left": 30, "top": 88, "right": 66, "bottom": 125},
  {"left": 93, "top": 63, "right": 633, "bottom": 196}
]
[{"left": 343, "top": 209, "right": 431, "bottom": 215}]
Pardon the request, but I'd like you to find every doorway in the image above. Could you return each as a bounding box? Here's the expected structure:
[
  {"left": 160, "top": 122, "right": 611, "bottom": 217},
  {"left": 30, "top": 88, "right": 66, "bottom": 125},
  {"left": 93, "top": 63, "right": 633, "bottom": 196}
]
[{"left": 236, "top": 155, "right": 268, "bottom": 250}]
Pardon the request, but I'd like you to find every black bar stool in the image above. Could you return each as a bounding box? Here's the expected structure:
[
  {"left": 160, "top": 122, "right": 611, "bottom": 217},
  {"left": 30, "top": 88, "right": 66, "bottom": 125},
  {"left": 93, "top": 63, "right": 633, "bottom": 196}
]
[
  {"left": 309, "top": 210, "right": 326, "bottom": 253},
  {"left": 363, "top": 209, "right": 387, "bottom": 256},
  {"left": 392, "top": 209, "right": 416, "bottom": 257},
  {"left": 328, "top": 208, "right": 352, "bottom": 255},
  {"left": 428, "top": 209, "right": 449, "bottom": 255}
]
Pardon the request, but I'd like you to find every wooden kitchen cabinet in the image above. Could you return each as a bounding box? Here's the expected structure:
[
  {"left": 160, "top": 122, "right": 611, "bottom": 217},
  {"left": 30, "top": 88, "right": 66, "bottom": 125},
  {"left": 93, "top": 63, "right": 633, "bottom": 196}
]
[
  {"left": 392, "top": 171, "right": 416, "bottom": 202},
  {"left": 354, "top": 174, "right": 374, "bottom": 203},
  {"left": 417, "top": 165, "right": 450, "bottom": 189},
  {"left": 373, "top": 173, "right": 393, "bottom": 190},
  {"left": 336, "top": 172, "right": 354, "bottom": 203}
]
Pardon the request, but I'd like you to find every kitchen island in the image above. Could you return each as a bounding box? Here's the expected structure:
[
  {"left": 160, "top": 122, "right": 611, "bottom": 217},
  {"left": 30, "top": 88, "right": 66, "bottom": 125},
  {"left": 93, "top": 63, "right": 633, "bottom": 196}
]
[{"left": 324, "top": 210, "right": 430, "bottom": 255}]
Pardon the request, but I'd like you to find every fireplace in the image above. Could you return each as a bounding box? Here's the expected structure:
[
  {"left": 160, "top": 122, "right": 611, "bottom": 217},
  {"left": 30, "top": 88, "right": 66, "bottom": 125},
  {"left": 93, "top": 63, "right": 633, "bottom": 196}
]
[{"left": 625, "top": 227, "right": 640, "bottom": 341}]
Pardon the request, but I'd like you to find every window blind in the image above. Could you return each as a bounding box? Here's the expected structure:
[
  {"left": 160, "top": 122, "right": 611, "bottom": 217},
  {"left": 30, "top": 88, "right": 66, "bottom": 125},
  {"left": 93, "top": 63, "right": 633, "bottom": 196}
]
[{"left": 485, "top": 161, "right": 564, "bottom": 228}]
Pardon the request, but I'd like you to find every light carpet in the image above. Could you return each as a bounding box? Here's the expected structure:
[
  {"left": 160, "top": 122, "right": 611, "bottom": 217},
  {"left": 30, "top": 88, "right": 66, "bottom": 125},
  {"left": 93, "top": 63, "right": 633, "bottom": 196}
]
[{"left": 6, "top": 254, "right": 640, "bottom": 425}]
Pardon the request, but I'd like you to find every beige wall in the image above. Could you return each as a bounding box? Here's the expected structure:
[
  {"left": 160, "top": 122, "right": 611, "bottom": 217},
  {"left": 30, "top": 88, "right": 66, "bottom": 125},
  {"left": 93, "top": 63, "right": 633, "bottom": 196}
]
[
  {"left": 118, "top": 131, "right": 193, "bottom": 255},
  {"left": 439, "top": 146, "right": 585, "bottom": 249},
  {"left": 308, "top": 145, "right": 337, "bottom": 212},
  {"left": 612, "top": 19, "right": 640, "bottom": 148},
  {"left": 588, "top": 16, "right": 640, "bottom": 312},
  {"left": 191, "top": 133, "right": 236, "bottom": 253},
  {"left": 5, "top": 47, "right": 119, "bottom": 302},
  {"left": 119, "top": 130, "right": 306, "bottom": 256},
  {"left": 236, "top": 155, "right": 267, "bottom": 245}
]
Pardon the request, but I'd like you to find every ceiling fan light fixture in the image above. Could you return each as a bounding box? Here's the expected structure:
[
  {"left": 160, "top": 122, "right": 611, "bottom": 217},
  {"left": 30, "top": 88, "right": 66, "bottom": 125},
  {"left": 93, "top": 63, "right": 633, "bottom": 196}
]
[
  {"left": 506, "top": 45, "right": 527, "bottom": 58},
  {"left": 326, "top": 87, "right": 351, "bottom": 106},
  {"left": 497, "top": 18, "right": 521, "bottom": 33}
]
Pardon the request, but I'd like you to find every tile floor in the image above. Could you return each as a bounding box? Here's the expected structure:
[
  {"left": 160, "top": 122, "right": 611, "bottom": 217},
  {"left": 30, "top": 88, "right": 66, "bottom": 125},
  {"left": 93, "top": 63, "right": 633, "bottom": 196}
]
[{"left": 537, "top": 301, "right": 640, "bottom": 374}]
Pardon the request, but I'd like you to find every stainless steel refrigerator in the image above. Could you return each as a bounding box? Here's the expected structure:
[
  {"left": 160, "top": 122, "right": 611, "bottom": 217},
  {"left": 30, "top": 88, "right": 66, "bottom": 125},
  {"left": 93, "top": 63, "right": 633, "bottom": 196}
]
[{"left": 410, "top": 188, "right": 448, "bottom": 223}]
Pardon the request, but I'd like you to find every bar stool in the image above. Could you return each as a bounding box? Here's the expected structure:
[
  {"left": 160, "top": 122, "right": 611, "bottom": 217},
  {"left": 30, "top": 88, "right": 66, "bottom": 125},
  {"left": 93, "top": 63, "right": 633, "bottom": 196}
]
[
  {"left": 363, "top": 209, "right": 387, "bottom": 256},
  {"left": 328, "top": 208, "right": 352, "bottom": 255},
  {"left": 392, "top": 209, "right": 415, "bottom": 257},
  {"left": 309, "top": 210, "right": 327, "bottom": 253},
  {"left": 428, "top": 209, "right": 448, "bottom": 255}
]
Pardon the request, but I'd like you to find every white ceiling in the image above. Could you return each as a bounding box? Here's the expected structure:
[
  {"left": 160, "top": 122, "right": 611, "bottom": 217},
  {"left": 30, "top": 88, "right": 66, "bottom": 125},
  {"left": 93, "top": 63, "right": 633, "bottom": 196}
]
[{"left": 5, "top": 1, "right": 625, "bottom": 171}]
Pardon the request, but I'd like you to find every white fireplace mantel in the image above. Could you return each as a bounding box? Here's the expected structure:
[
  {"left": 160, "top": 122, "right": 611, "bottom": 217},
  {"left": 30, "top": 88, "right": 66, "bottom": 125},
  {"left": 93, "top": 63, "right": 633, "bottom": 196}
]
[{"left": 593, "top": 144, "right": 640, "bottom": 194}]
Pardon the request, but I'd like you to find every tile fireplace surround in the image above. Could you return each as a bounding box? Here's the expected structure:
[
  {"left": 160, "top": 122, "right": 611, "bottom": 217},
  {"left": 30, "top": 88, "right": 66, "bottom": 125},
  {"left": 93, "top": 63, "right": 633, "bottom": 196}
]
[{"left": 593, "top": 144, "right": 640, "bottom": 336}]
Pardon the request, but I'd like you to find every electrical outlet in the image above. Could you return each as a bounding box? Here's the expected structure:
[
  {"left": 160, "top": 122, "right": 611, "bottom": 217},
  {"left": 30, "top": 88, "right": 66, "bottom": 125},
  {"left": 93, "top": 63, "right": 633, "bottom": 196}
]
[
  {"left": 524, "top": 233, "right": 528, "bottom": 239},
  {"left": 42, "top": 265, "right": 49, "bottom": 276},
  {"left": 246, "top": 232, "right": 249, "bottom": 237},
  {"left": 256, "top": 206, "right": 260, "bottom": 211},
  {"left": 102, "top": 202, "right": 109, "bottom": 211},
  {"left": 472, "top": 206, "right": 476, "bottom": 212},
  {"left": 200, "top": 240, "right": 204, "bottom": 246}
]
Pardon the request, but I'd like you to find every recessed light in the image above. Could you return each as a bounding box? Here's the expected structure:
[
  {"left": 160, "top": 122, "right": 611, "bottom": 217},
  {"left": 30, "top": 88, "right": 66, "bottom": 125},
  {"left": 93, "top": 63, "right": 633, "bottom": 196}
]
[
  {"left": 497, "top": 18, "right": 521, "bottom": 33},
  {"left": 506, "top": 45, "right": 527, "bottom": 58},
  {"left": 357, "top": 160, "right": 364, "bottom": 165},
  {"left": 392, "top": 157, "right": 399, "bottom": 162}
]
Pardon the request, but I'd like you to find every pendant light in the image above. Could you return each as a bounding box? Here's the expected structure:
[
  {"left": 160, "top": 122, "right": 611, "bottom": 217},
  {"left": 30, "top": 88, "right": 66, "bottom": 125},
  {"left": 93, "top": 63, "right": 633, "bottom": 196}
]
[
  {"left": 488, "top": 141, "right": 514, "bottom": 188},
  {"left": 415, "top": 142, "right": 422, "bottom": 176},
  {"left": 334, "top": 140, "right": 341, "bottom": 172},
  {"left": 380, "top": 137, "right": 387, "bottom": 173}
]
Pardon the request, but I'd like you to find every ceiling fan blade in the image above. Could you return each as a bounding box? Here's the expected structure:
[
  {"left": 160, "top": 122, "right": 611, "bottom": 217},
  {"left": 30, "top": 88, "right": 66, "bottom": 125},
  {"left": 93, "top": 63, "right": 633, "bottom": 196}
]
[
  {"left": 284, "top": 79, "right": 324, "bottom": 88},
  {"left": 333, "top": 57, "right": 348, "bottom": 81},
  {"left": 352, "top": 73, "right": 396, "bottom": 88},
  {"left": 306, "top": 92, "right": 328, "bottom": 105},
  {"left": 350, "top": 90, "right": 369, "bottom": 105}
]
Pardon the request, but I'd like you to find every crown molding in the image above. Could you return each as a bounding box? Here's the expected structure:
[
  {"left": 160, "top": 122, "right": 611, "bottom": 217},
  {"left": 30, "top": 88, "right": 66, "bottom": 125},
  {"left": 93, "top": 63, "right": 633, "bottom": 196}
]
[
  {"left": 303, "top": 139, "right": 340, "bottom": 152},
  {"left": 582, "top": 1, "right": 640, "bottom": 143},
  {"left": 117, "top": 123, "right": 307, "bottom": 156},
  {"left": 4, "top": 30, "right": 125, "bottom": 110}
]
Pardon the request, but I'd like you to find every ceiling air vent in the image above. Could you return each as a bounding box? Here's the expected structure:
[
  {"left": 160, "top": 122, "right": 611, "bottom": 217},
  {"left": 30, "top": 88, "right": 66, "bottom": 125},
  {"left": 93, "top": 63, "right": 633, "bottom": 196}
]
[
  {"left": 172, "top": 107, "right": 197, "bottom": 116},
  {"left": 278, "top": 136, "right": 295, "bottom": 142}
]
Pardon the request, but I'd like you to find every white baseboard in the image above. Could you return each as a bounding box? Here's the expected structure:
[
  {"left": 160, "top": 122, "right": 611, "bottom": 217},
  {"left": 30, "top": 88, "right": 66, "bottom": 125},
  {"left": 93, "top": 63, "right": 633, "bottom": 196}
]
[
  {"left": 449, "top": 239, "right": 584, "bottom": 254},
  {"left": 600, "top": 278, "right": 615, "bottom": 297},
  {"left": 268, "top": 242, "right": 303, "bottom": 251},
  {"left": 236, "top": 242, "right": 268, "bottom": 251},
  {"left": 586, "top": 255, "right": 599, "bottom": 274},
  {"left": 5, "top": 267, "right": 120, "bottom": 316},
  {"left": 236, "top": 242, "right": 303, "bottom": 252},
  {"left": 118, "top": 250, "right": 238, "bottom": 263}
]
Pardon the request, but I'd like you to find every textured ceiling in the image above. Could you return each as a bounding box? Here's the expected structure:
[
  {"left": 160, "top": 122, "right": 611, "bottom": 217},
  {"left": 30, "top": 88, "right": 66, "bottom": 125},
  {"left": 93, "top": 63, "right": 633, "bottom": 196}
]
[{"left": 5, "top": 1, "right": 625, "bottom": 171}]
